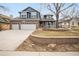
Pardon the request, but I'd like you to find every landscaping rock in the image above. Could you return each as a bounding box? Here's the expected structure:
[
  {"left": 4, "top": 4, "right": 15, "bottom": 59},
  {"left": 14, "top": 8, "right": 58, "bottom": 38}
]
[
  {"left": 28, "top": 44, "right": 32, "bottom": 47},
  {"left": 47, "top": 44, "right": 56, "bottom": 48},
  {"left": 32, "top": 44, "right": 35, "bottom": 46}
]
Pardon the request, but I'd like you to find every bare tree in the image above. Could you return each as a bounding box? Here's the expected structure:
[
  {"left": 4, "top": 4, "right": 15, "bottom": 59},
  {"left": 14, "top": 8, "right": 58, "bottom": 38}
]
[
  {"left": 75, "top": 10, "right": 79, "bottom": 18},
  {"left": 43, "top": 3, "right": 74, "bottom": 28}
]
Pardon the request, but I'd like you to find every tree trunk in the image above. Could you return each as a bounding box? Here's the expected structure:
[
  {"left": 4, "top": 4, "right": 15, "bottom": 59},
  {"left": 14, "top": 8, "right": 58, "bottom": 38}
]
[{"left": 56, "top": 12, "right": 59, "bottom": 28}]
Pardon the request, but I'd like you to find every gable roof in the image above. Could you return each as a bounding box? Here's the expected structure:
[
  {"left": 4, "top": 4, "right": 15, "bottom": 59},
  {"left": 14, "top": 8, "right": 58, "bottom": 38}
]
[{"left": 20, "top": 7, "right": 40, "bottom": 13}]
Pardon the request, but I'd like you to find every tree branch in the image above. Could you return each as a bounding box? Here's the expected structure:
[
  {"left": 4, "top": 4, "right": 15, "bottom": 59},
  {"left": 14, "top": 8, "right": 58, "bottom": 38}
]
[
  {"left": 47, "top": 4, "right": 56, "bottom": 14},
  {"left": 60, "top": 4, "right": 74, "bottom": 12}
]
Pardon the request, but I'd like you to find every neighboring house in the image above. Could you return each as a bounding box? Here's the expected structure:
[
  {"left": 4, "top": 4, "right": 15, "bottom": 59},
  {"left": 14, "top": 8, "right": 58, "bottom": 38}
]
[
  {"left": 10, "top": 7, "right": 56, "bottom": 30},
  {"left": 59, "top": 17, "right": 79, "bottom": 28},
  {"left": 70, "top": 17, "right": 79, "bottom": 27},
  {"left": 0, "top": 14, "right": 10, "bottom": 30}
]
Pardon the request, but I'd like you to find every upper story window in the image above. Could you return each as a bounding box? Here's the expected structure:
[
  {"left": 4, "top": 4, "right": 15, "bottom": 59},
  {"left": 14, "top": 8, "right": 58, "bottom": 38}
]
[
  {"left": 21, "top": 15, "right": 26, "bottom": 19},
  {"left": 43, "top": 15, "right": 53, "bottom": 19},
  {"left": 31, "top": 12, "right": 37, "bottom": 19}
]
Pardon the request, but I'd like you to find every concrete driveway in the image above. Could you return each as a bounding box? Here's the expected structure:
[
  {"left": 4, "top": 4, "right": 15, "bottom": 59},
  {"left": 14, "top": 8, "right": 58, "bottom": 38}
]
[{"left": 0, "top": 30, "right": 34, "bottom": 51}]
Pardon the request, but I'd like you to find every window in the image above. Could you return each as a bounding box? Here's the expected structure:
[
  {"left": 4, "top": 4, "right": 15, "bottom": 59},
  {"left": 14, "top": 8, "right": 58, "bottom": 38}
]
[
  {"left": 21, "top": 15, "right": 26, "bottom": 19},
  {"left": 31, "top": 12, "right": 36, "bottom": 19},
  {"left": 21, "top": 15, "right": 23, "bottom": 18},
  {"left": 27, "top": 12, "right": 31, "bottom": 19}
]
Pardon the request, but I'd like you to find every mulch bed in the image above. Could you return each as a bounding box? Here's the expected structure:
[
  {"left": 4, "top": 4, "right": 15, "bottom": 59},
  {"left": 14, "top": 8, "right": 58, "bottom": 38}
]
[{"left": 16, "top": 36, "right": 79, "bottom": 52}]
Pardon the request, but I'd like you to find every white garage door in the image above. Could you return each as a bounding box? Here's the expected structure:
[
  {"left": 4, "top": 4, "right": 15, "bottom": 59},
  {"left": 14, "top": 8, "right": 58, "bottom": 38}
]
[
  {"left": 21, "top": 24, "right": 36, "bottom": 30},
  {"left": 12, "top": 24, "right": 19, "bottom": 30}
]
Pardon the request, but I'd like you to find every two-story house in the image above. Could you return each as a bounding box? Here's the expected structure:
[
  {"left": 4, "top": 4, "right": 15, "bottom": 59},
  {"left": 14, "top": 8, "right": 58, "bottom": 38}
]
[{"left": 10, "top": 7, "right": 56, "bottom": 30}]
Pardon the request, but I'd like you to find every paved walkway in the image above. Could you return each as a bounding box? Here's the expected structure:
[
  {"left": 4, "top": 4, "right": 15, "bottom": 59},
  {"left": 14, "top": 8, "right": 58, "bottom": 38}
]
[
  {"left": 0, "top": 30, "right": 34, "bottom": 51},
  {"left": 0, "top": 51, "right": 79, "bottom": 56}
]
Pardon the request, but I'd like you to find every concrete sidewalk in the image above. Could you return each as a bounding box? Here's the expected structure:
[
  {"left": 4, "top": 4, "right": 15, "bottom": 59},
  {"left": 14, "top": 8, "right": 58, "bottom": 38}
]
[
  {"left": 0, "top": 51, "right": 79, "bottom": 56},
  {"left": 0, "top": 30, "right": 34, "bottom": 51}
]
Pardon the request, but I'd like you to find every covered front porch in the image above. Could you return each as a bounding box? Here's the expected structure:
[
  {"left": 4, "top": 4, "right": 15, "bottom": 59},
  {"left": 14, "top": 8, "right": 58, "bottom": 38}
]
[{"left": 39, "top": 20, "right": 56, "bottom": 28}]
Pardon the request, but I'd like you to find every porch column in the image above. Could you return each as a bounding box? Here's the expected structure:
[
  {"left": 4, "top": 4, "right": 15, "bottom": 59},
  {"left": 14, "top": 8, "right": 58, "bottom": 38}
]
[
  {"left": 44, "top": 21, "right": 45, "bottom": 28},
  {"left": 19, "top": 22, "right": 21, "bottom": 30}
]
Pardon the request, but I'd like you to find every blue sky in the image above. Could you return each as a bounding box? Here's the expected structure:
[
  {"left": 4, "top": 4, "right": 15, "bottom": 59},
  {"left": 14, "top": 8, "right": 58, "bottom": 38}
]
[
  {"left": 0, "top": 3, "right": 49, "bottom": 18},
  {"left": 0, "top": 3, "right": 79, "bottom": 18}
]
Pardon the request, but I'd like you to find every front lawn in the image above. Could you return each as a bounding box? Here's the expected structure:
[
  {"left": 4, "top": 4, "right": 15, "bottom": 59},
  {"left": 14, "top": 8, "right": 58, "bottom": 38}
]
[
  {"left": 33, "top": 29, "right": 79, "bottom": 36},
  {"left": 72, "top": 26, "right": 79, "bottom": 32}
]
